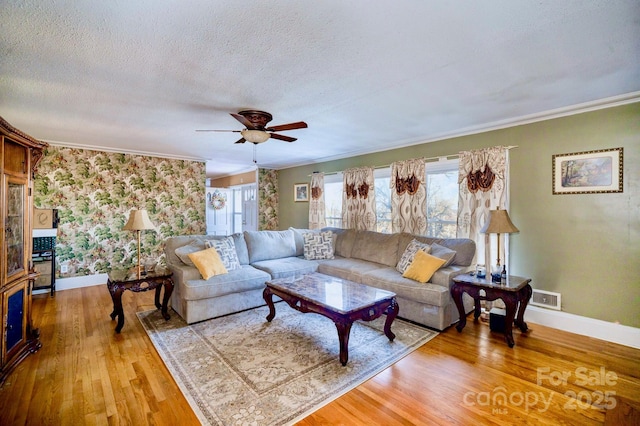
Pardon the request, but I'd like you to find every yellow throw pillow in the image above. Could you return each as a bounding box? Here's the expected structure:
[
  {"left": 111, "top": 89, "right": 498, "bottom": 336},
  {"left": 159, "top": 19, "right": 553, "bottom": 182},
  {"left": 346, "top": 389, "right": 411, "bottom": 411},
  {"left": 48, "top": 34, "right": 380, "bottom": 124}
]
[
  {"left": 402, "top": 250, "right": 446, "bottom": 283},
  {"left": 187, "top": 247, "right": 228, "bottom": 280}
]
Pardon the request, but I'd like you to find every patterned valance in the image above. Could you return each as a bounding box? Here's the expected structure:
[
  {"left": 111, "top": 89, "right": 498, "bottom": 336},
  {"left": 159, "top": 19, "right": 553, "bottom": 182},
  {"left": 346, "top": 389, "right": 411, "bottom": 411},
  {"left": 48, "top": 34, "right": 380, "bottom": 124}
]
[
  {"left": 458, "top": 146, "right": 507, "bottom": 194},
  {"left": 466, "top": 165, "right": 496, "bottom": 193},
  {"left": 394, "top": 172, "right": 420, "bottom": 195}
]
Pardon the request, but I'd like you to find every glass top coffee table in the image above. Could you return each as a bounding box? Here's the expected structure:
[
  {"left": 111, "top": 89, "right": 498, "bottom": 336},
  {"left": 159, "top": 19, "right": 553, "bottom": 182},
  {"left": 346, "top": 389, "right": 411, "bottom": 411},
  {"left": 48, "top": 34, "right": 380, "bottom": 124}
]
[{"left": 263, "top": 273, "right": 399, "bottom": 366}]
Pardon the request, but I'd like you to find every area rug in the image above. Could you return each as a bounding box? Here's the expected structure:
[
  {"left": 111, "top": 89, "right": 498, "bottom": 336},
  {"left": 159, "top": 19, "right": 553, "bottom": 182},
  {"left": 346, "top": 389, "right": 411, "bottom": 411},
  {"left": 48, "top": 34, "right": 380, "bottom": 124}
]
[{"left": 137, "top": 303, "right": 438, "bottom": 426}]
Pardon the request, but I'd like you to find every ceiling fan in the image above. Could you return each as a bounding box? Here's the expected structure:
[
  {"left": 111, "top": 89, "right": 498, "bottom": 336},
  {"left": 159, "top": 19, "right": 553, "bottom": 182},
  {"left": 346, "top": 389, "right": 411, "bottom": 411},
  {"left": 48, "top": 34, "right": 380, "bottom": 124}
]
[{"left": 196, "top": 110, "right": 308, "bottom": 144}]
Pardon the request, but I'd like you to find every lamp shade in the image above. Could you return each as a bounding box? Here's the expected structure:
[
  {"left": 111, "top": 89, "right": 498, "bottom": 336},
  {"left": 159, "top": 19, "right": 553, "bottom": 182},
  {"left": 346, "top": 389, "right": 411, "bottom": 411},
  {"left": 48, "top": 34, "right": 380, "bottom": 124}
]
[
  {"left": 241, "top": 129, "right": 270, "bottom": 143},
  {"left": 122, "top": 209, "right": 156, "bottom": 231},
  {"left": 480, "top": 208, "right": 519, "bottom": 234}
]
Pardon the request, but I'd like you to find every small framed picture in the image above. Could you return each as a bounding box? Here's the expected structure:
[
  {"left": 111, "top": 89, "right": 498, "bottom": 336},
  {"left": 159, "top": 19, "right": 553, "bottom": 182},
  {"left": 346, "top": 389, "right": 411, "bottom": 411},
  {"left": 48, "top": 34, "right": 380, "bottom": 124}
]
[
  {"left": 552, "top": 147, "right": 623, "bottom": 194},
  {"left": 294, "top": 183, "right": 309, "bottom": 202}
]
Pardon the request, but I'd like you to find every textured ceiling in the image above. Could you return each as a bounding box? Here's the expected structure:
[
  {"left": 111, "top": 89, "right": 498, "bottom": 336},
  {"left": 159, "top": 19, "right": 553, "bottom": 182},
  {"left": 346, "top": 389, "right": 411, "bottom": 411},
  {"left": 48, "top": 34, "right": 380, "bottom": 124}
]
[{"left": 1, "top": 1, "right": 639, "bottom": 178}]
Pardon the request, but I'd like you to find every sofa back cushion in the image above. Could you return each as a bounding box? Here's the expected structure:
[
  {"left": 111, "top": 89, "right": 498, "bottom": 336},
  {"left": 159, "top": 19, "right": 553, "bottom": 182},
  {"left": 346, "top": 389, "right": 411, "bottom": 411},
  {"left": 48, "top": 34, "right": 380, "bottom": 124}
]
[
  {"left": 350, "top": 230, "right": 400, "bottom": 267},
  {"left": 397, "top": 233, "right": 476, "bottom": 267},
  {"left": 165, "top": 234, "right": 250, "bottom": 267},
  {"left": 231, "top": 233, "right": 250, "bottom": 265},
  {"left": 438, "top": 238, "right": 476, "bottom": 266},
  {"left": 322, "top": 227, "right": 357, "bottom": 258},
  {"left": 289, "top": 227, "right": 315, "bottom": 256},
  {"left": 245, "top": 230, "right": 297, "bottom": 263}
]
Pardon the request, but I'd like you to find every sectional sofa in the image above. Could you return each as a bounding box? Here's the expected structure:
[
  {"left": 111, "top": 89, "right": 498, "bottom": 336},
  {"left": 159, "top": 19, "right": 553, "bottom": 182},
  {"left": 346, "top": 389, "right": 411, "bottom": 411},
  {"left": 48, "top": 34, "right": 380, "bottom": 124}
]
[{"left": 164, "top": 228, "right": 475, "bottom": 330}]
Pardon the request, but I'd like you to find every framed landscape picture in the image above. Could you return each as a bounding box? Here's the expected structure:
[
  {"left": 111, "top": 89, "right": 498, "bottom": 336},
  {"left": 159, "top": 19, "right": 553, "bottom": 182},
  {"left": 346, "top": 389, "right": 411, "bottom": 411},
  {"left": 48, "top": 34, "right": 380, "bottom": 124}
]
[
  {"left": 294, "top": 183, "right": 309, "bottom": 202},
  {"left": 552, "top": 147, "right": 623, "bottom": 194}
]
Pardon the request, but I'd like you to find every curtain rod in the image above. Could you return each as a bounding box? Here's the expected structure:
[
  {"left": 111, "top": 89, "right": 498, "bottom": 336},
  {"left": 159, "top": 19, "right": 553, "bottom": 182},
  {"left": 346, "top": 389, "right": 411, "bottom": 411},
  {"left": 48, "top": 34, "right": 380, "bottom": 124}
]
[{"left": 309, "top": 145, "right": 518, "bottom": 177}]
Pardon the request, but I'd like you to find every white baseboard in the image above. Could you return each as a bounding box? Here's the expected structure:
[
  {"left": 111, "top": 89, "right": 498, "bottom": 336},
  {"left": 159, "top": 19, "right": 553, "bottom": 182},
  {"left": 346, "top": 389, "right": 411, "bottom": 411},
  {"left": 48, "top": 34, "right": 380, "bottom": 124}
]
[
  {"left": 525, "top": 306, "right": 640, "bottom": 350},
  {"left": 38, "top": 274, "right": 108, "bottom": 293}
]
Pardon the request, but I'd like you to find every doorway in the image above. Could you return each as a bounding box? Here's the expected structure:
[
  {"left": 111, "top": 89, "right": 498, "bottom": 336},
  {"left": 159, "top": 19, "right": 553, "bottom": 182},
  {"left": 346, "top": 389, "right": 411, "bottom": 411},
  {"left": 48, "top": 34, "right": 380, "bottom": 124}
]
[{"left": 206, "top": 184, "right": 257, "bottom": 235}]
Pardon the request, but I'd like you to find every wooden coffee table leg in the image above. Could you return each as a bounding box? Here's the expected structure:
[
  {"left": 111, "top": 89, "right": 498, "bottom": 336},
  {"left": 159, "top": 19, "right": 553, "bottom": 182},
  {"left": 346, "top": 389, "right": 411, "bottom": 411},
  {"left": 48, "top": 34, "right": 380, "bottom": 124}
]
[
  {"left": 383, "top": 298, "right": 398, "bottom": 341},
  {"left": 334, "top": 320, "right": 353, "bottom": 366},
  {"left": 263, "top": 287, "right": 276, "bottom": 322}
]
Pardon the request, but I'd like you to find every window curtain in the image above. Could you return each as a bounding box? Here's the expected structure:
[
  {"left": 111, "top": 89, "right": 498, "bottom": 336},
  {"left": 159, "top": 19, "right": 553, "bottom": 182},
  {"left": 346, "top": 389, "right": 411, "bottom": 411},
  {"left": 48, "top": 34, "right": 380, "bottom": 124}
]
[
  {"left": 390, "top": 158, "right": 427, "bottom": 234},
  {"left": 456, "top": 146, "right": 510, "bottom": 269},
  {"left": 342, "top": 166, "right": 376, "bottom": 230},
  {"left": 309, "top": 172, "right": 326, "bottom": 230}
]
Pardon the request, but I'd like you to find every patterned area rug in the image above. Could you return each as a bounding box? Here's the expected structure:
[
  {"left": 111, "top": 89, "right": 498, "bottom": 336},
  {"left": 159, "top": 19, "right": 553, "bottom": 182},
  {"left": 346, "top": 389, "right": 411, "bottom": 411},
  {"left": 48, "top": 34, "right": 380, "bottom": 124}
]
[{"left": 137, "top": 303, "right": 438, "bottom": 426}]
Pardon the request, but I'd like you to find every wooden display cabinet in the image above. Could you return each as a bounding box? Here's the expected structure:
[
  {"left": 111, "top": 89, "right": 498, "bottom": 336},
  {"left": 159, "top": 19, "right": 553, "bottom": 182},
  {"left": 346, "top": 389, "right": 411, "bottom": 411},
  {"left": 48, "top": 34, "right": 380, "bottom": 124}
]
[{"left": 1, "top": 116, "right": 47, "bottom": 385}]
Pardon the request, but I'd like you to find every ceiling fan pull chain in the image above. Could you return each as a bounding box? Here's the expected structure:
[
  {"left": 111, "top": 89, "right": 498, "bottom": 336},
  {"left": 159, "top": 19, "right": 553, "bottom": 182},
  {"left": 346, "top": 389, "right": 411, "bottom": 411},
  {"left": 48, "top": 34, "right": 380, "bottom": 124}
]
[{"left": 253, "top": 144, "right": 257, "bottom": 164}]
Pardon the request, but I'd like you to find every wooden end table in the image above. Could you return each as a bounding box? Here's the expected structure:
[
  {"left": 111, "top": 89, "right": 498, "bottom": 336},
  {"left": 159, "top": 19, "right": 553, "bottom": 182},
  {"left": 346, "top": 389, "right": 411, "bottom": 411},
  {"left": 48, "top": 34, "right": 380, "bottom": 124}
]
[
  {"left": 263, "top": 273, "right": 399, "bottom": 366},
  {"left": 451, "top": 274, "right": 532, "bottom": 347},
  {"left": 107, "top": 267, "right": 174, "bottom": 333}
]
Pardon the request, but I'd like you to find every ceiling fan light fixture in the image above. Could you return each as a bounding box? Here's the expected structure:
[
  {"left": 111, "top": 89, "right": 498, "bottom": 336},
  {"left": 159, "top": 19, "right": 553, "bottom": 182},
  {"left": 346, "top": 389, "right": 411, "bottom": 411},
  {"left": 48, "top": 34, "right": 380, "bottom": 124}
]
[{"left": 241, "top": 129, "right": 270, "bottom": 143}]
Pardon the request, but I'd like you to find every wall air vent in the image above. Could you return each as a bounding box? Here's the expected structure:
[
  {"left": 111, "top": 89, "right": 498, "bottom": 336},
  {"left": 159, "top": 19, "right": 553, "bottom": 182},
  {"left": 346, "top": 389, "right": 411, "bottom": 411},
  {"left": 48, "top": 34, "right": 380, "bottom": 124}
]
[{"left": 531, "top": 289, "right": 561, "bottom": 310}]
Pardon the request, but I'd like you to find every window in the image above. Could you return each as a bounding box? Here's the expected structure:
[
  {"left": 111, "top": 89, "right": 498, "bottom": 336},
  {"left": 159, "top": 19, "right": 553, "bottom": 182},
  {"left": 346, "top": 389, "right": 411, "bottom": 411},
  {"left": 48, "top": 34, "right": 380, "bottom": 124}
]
[
  {"left": 322, "top": 158, "right": 459, "bottom": 237},
  {"left": 324, "top": 174, "right": 343, "bottom": 228},
  {"left": 374, "top": 168, "right": 392, "bottom": 233},
  {"left": 425, "top": 159, "right": 458, "bottom": 238}
]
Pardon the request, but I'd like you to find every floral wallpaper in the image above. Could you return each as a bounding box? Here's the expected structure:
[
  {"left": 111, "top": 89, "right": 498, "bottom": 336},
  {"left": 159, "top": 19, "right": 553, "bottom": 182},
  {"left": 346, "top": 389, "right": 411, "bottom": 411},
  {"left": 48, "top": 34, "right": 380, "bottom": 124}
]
[
  {"left": 33, "top": 147, "right": 206, "bottom": 277},
  {"left": 258, "top": 168, "right": 278, "bottom": 230}
]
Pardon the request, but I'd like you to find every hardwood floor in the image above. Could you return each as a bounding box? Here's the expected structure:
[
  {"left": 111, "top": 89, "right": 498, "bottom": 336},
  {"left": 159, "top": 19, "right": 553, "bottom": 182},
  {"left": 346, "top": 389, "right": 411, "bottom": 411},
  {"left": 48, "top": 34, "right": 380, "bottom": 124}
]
[{"left": 1, "top": 285, "right": 638, "bottom": 425}]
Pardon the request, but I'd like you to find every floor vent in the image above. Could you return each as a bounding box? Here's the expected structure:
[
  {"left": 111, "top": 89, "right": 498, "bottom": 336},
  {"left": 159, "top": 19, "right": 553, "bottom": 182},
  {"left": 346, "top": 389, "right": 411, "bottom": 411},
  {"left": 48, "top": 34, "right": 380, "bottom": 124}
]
[{"left": 531, "top": 289, "right": 561, "bottom": 310}]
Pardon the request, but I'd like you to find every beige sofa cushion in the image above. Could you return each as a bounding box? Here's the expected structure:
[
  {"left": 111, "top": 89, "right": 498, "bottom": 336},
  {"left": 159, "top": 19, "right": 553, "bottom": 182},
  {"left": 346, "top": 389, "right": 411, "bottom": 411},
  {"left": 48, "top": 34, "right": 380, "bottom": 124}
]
[
  {"left": 359, "top": 267, "right": 452, "bottom": 307},
  {"left": 322, "top": 227, "right": 357, "bottom": 258},
  {"left": 316, "top": 257, "right": 388, "bottom": 283},
  {"left": 350, "top": 230, "right": 400, "bottom": 267}
]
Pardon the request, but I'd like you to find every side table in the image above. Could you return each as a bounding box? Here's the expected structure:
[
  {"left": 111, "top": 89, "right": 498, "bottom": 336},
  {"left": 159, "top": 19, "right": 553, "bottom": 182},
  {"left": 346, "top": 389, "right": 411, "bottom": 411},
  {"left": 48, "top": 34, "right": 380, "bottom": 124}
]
[
  {"left": 451, "top": 274, "right": 532, "bottom": 347},
  {"left": 107, "top": 267, "right": 174, "bottom": 333}
]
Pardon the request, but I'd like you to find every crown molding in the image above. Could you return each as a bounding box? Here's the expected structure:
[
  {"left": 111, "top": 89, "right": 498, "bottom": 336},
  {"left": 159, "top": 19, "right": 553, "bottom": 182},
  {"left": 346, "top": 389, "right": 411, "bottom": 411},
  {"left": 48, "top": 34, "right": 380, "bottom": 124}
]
[
  {"left": 42, "top": 140, "right": 207, "bottom": 162},
  {"left": 277, "top": 91, "right": 640, "bottom": 171}
]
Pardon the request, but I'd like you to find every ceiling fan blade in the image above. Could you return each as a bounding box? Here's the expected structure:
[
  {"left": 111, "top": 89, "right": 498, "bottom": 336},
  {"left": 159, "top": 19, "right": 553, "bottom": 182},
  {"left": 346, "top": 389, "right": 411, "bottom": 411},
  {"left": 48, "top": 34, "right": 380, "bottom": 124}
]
[
  {"left": 230, "top": 113, "right": 258, "bottom": 129},
  {"left": 270, "top": 133, "right": 297, "bottom": 142},
  {"left": 234, "top": 137, "right": 246, "bottom": 144},
  {"left": 195, "top": 129, "right": 241, "bottom": 132},
  {"left": 266, "top": 121, "right": 308, "bottom": 132}
]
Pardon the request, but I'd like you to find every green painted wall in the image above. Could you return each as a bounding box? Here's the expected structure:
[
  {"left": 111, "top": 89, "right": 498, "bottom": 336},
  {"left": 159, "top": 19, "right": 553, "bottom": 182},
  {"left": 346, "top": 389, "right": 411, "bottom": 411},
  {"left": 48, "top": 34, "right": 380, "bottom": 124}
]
[{"left": 277, "top": 103, "right": 640, "bottom": 328}]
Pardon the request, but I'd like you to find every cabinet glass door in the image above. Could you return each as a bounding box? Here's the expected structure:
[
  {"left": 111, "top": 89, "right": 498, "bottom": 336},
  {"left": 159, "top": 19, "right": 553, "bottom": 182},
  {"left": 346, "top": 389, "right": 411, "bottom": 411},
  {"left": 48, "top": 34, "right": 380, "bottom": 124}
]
[{"left": 5, "top": 179, "right": 26, "bottom": 280}]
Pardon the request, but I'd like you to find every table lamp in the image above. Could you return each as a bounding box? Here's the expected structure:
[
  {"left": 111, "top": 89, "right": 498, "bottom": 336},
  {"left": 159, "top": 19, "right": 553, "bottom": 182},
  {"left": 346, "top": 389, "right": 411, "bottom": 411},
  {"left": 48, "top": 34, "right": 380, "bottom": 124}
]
[
  {"left": 480, "top": 207, "right": 519, "bottom": 282},
  {"left": 123, "top": 209, "right": 156, "bottom": 278}
]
